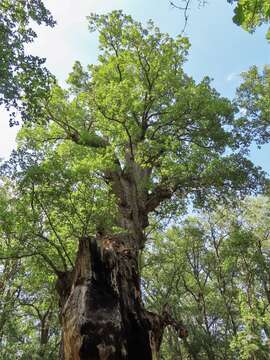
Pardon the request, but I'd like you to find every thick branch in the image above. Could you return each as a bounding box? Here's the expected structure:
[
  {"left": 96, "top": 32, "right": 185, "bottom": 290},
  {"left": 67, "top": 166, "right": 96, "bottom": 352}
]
[
  {"left": 68, "top": 131, "right": 108, "bottom": 148},
  {"left": 0, "top": 252, "right": 39, "bottom": 260},
  {"left": 45, "top": 104, "right": 107, "bottom": 149},
  {"left": 163, "top": 309, "right": 188, "bottom": 339},
  {"left": 146, "top": 185, "right": 174, "bottom": 213}
]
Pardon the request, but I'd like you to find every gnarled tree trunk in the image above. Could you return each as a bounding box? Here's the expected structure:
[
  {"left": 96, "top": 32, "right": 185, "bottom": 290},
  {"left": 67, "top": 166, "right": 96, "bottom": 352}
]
[
  {"left": 56, "top": 234, "right": 165, "bottom": 360},
  {"left": 55, "top": 154, "right": 187, "bottom": 359}
]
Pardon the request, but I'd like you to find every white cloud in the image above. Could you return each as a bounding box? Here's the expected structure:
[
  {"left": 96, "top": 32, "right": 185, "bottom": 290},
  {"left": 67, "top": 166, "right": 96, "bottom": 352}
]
[{"left": 226, "top": 72, "right": 237, "bottom": 82}]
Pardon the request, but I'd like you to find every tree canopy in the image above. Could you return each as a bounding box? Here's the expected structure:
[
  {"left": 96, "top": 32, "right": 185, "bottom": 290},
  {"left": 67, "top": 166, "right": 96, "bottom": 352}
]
[
  {"left": 0, "top": 7, "right": 269, "bottom": 360},
  {"left": 229, "top": 0, "right": 270, "bottom": 40},
  {"left": 0, "top": 0, "right": 55, "bottom": 124},
  {"left": 143, "top": 196, "right": 270, "bottom": 359},
  {"left": 16, "top": 10, "right": 266, "bottom": 214}
]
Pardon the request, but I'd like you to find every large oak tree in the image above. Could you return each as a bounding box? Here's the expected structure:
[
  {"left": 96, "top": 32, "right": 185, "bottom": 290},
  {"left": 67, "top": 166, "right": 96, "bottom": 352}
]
[{"left": 0, "top": 10, "right": 267, "bottom": 359}]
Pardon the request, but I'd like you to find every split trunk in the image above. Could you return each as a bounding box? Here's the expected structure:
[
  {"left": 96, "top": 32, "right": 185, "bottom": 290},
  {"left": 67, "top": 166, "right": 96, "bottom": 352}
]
[{"left": 56, "top": 234, "right": 163, "bottom": 360}]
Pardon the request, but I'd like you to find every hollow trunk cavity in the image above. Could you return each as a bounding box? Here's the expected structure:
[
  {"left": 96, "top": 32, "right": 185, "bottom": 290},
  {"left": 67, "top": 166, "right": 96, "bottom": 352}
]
[{"left": 56, "top": 235, "right": 162, "bottom": 360}]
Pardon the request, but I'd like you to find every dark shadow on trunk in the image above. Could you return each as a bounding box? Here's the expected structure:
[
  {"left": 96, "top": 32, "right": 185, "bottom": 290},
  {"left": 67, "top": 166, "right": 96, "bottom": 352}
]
[{"left": 56, "top": 234, "right": 166, "bottom": 360}]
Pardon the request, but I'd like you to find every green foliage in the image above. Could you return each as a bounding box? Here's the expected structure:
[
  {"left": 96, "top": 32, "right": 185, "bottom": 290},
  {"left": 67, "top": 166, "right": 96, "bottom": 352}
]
[
  {"left": 143, "top": 197, "right": 270, "bottom": 359},
  {"left": 17, "top": 10, "right": 266, "bottom": 216},
  {"left": 0, "top": 234, "right": 59, "bottom": 359},
  {"left": 0, "top": 0, "right": 55, "bottom": 124},
  {"left": 229, "top": 0, "right": 270, "bottom": 41},
  {"left": 235, "top": 65, "right": 270, "bottom": 145}
]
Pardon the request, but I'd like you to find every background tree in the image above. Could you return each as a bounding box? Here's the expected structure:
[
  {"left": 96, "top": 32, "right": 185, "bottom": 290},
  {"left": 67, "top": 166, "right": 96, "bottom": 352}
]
[
  {"left": 143, "top": 197, "right": 270, "bottom": 359},
  {"left": 0, "top": 0, "right": 55, "bottom": 124},
  {"left": 234, "top": 65, "right": 270, "bottom": 145},
  {"left": 0, "top": 184, "right": 60, "bottom": 359},
  {"left": 228, "top": 0, "right": 270, "bottom": 40}
]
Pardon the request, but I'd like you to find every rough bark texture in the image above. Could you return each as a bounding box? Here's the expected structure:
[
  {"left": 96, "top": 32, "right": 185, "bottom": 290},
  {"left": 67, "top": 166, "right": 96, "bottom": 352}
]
[{"left": 56, "top": 235, "right": 164, "bottom": 360}]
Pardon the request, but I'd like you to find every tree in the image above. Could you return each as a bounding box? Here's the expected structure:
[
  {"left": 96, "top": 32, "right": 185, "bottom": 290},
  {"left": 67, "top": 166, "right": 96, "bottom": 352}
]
[
  {"left": 0, "top": 258, "right": 60, "bottom": 359},
  {"left": 0, "top": 10, "right": 267, "bottom": 359},
  {"left": 234, "top": 65, "right": 270, "bottom": 145},
  {"left": 0, "top": 183, "right": 60, "bottom": 359},
  {"left": 142, "top": 197, "right": 270, "bottom": 359},
  {"left": 228, "top": 0, "right": 270, "bottom": 40},
  {"left": 0, "top": 0, "right": 55, "bottom": 124}
]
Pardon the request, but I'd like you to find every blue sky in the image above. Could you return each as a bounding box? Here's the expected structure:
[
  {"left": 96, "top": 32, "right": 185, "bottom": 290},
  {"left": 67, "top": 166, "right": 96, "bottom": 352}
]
[{"left": 0, "top": 0, "right": 269, "bottom": 173}]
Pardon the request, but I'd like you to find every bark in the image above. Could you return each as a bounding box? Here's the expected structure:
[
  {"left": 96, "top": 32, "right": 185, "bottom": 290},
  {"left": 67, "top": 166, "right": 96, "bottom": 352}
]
[
  {"left": 38, "top": 309, "right": 52, "bottom": 357},
  {"left": 56, "top": 235, "right": 164, "bottom": 360}
]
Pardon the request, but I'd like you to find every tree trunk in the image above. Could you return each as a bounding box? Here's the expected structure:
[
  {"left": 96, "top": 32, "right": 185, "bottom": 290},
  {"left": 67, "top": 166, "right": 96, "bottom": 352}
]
[
  {"left": 56, "top": 234, "right": 163, "bottom": 360},
  {"left": 55, "top": 162, "right": 188, "bottom": 359}
]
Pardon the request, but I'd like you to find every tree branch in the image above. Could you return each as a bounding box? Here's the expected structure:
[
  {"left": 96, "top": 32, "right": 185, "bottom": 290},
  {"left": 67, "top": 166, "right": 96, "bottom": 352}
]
[{"left": 0, "top": 252, "right": 39, "bottom": 260}]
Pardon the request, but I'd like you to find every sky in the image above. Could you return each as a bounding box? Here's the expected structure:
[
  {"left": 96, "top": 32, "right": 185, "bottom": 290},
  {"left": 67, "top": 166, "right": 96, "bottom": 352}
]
[{"left": 0, "top": 0, "right": 269, "bottom": 173}]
